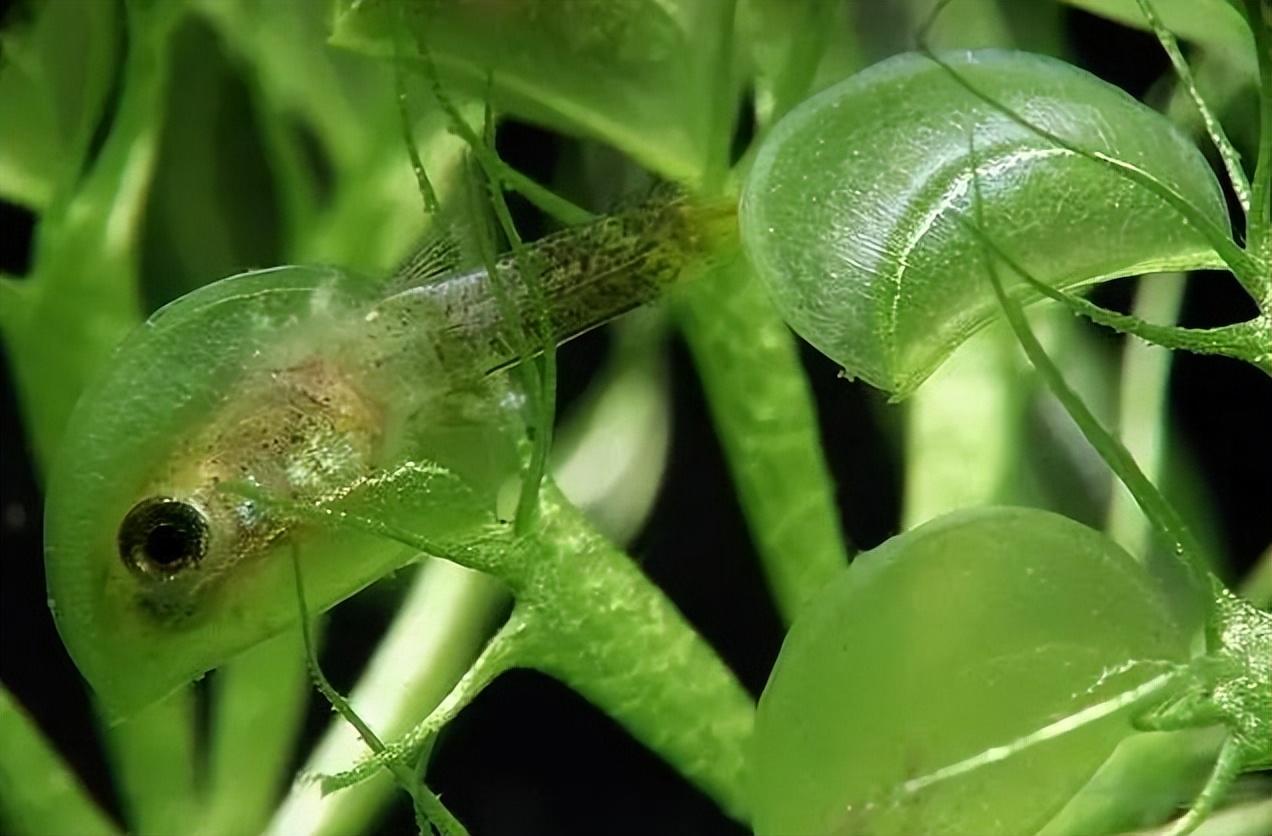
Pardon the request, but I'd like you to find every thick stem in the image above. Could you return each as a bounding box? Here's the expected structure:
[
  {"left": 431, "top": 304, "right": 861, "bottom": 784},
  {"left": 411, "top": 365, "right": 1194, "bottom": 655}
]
[
  {"left": 258, "top": 474, "right": 755, "bottom": 820},
  {"left": 678, "top": 258, "right": 851, "bottom": 623},
  {"left": 511, "top": 484, "right": 756, "bottom": 821},
  {"left": 903, "top": 322, "right": 1025, "bottom": 526}
]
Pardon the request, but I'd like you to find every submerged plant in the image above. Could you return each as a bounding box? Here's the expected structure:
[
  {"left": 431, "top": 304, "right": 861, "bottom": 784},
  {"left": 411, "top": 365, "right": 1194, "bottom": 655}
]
[{"left": 1, "top": 1, "right": 1269, "bottom": 835}]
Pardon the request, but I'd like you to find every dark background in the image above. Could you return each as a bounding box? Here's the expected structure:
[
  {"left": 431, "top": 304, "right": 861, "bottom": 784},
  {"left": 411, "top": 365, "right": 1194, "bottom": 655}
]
[{"left": 2, "top": 6, "right": 1269, "bottom": 835}]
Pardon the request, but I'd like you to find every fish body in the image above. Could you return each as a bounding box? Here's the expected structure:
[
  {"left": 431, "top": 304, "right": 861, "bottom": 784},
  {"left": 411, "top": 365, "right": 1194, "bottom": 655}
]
[{"left": 44, "top": 192, "right": 737, "bottom": 715}]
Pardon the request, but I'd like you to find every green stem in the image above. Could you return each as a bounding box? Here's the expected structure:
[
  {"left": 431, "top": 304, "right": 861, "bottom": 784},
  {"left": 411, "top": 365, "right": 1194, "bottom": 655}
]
[
  {"left": 1137, "top": 0, "right": 1252, "bottom": 214},
  {"left": 507, "top": 484, "right": 756, "bottom": 820},
  {"left": 483, "top": 169, "right": 557, "bottom": 535},
  {"left": 677, "top": 258, "right": 851, "bottom": 623},
  {"left": 1156, "top": 796, "right": 1272, "bottom": 836},
  {"left": 392, "top": 20, "right": 441, "bottom": 216},
  {"left": 981, "top": 234, "right": 1218, "bottom": 605},
  {"left": 752, "top": 0, "right": 837, "bottom": 129},
  {"left": 280, "top": 480, "right": 756, "bottom": 821},
  {"left": 1241, "top": 0, "right": 1272, "bottom": 271},
  {"left": 1015, "top": 276, "right": 1271, "bottom": 372},
  {"left": 98, "top": 690, "right": 198, "bottom": 836},
  {"left": 960, "top": 141, "right": 1222, "bottom": 618},
  {"left": 903, "top": 322, "right": 1025, "bottom": 526},
  {"left": 411, "top": 41, "right": 562, "bottom": 533},
  {"left": 5, "top": 0, "right": 178, "bottom": 470},
  {"left": 408, "top": 30, "right": 593, "bottom": 227},
  {"left": 1163, "top": 736, "right": 1246, "bottom": 836},
  {"left": 265, "top": 562, "right": 507, "bottom": 836},
  {"left": 197, "top": 629, "right": 310, "bottom": 836},
  {"left": 0, "top": 686, "right": 120, "bottom": 836},
  {"left": 702, "top": 0, "right": 739, "bottom": 194},
  {"left": 290, "top": 549, "right": 469, "bottom": 836},
  {"left": 1106, "top": 274, "right": 1185, "bottom": 557}
]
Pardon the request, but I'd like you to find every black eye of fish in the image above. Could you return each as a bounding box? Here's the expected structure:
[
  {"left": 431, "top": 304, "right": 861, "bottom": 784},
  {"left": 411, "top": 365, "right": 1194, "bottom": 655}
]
[{"left": 118, "top": 497, "right": 210, "bottom": 577}]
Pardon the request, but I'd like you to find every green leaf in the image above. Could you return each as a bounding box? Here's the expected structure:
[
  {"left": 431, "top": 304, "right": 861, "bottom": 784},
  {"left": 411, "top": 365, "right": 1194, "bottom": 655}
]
[
  {"left": 1039, "top": 727, "right": 1225, "bottom": 835},
  {"left": 1058, "top": 0, "right": 1255, "bottom": 72},
  {"left": 0, "top": 0, "right": 121, "bottom": 209},
  {"left": 739, "top": 50, "right": 1231, "bottom": 397},
  {"left": 0, "top": 686, "right": 120, "bottom": 836},
  {"left": 751, "top": 507, "right": 1194, "bottom": 836},
  {"left": 3, "top": 1, "right": 184, "bottom": 470},
  {"left": 330, "top": 0, "right": 739, "bottom": 182}
]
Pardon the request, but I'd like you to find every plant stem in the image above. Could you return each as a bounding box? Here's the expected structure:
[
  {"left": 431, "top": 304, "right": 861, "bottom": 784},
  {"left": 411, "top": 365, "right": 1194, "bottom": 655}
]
[
  {"left": 283, "top": 478, "right": 757, "bottom": 821},
  {"left": 290, "top": 549, "right": 469, "bottom": 836},
  {"left": 678, "top": 258, "right": 852, "bottom": 623},
  {"left": 702, "top": 0, "right": 740, "bottom": 194},
  {"left": 903, "top": 322, "right": 1026, "bottom": 526},
  {"left": 2, "top": 0, "right": 179, "bottom": 470},
  {"left": 960, "top": 135, "right": 1222, "bottom": 618},
  {"left": 197, "top": 629, "right": 310, "bottom": 836},
  {"left": 0, "top": 686, "right": 121, "bottom": 836},
  {"left": 98, "top": 690, "right": 198, "bottom": 836},
  {"left": 1241, "top": 0, "right": 1272, "bottom": 272},
  {"left": 1136, "top": 0, "right": 1252, "bottom": 215},
  {"left": 265, "top": 562, "right": 507, "bottom": 836},
  {"left": 1106, "top": 274, "right": 1185, "bottom": 558},
  {"left": 507, "top": 483, "right": 757, "bottom": 821},
  {"left": 979, "top": 230, "right": 1219, "bottom": 608}
]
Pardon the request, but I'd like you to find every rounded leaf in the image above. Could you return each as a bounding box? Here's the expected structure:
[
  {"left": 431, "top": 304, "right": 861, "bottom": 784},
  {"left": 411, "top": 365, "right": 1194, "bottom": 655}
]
[
  {"left": 740, "top": 50, "right": 1229, "bottom": 396},
  {"left": 332, "top": 0, "right": 735, "bottom": 180},
  {"left": 752, "top": 507, "right": 1193, "bottom": 836}
]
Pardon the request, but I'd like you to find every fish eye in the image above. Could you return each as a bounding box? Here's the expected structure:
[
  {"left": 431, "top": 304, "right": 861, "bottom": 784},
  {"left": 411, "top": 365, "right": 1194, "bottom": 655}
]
[{"left": 117, "top": 497, "right": 210, "bottom": 577}]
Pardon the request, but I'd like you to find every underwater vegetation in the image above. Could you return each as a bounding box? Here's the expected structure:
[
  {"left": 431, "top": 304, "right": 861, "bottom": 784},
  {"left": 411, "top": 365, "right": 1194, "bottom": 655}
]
[{"left": 1, "top": 0, "right": 1270, "bottom": 834}]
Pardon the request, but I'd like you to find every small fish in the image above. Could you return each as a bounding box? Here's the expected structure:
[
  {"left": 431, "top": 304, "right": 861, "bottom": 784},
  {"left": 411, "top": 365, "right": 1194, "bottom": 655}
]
[{"left": 44, "top": 192, "right": 737, "bottom": 716}]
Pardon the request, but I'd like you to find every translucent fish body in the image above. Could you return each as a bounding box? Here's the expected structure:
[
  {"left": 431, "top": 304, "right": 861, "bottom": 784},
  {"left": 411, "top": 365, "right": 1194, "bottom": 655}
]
[{"left": 44, "top": 194, "right": 735, "bottom": 715}]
